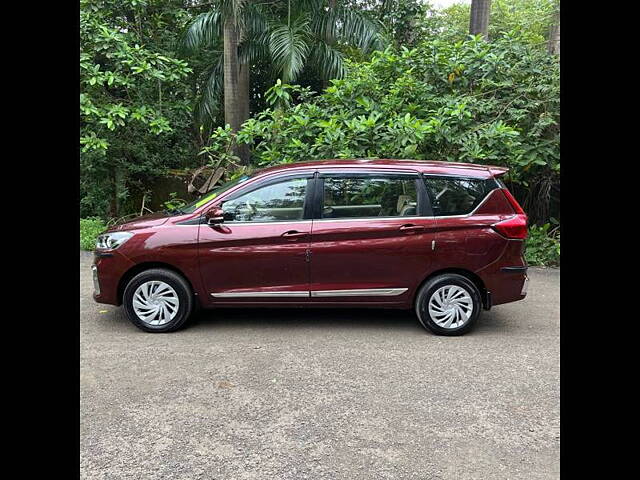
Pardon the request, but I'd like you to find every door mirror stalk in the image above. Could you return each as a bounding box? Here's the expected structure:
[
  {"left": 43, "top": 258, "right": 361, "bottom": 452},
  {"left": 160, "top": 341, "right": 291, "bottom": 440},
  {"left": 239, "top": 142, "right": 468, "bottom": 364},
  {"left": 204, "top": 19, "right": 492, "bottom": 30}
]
[{"left": 205, "top": 206, "right": 225, "bottom": 225}]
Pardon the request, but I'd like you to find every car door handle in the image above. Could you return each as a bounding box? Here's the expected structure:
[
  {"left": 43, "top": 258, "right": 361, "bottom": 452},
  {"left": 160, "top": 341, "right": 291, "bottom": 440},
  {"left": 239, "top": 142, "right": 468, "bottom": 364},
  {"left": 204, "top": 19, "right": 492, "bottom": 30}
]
[
  {"left": 399, "top": 224, "right": 425, "bottom": 233},
  {"left": 281, "top": 230, "right": 309, "bottom": 240}
]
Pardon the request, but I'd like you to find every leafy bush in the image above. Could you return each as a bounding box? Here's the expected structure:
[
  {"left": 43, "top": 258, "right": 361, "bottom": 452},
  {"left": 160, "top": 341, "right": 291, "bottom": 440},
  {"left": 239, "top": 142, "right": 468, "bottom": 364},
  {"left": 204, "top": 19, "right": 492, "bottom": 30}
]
[
  {"left": 525, "top": 223, "right": 560, "bottom": 266},
  {"left": 80, "top": 217, "right": 107, "bottom": 251},
  {"left": 233, "top": 32, "right": 559, "bottom": 224},
  {"left": 433, "top": 0, "right": 559, "bottom": 47},
  {"left": 161, "top": 192, "right": 188, "bottom": 212}
]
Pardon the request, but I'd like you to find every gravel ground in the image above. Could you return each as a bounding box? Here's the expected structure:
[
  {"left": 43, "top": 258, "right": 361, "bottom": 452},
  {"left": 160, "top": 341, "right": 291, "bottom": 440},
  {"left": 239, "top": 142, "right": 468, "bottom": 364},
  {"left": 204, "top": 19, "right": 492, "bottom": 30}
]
[{"left": 80, "top": 250, "right": 559, "bottom": 479}]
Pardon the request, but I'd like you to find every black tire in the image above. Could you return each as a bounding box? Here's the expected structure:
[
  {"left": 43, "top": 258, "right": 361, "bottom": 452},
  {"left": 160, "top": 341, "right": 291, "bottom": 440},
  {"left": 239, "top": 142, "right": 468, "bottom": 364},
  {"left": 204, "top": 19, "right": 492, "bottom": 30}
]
[
  {"left": 123, "top": 268, "right": 194, "bottom": 333},
  {"left": 414, "top": 273, "right": 482, "bottom": 336}
]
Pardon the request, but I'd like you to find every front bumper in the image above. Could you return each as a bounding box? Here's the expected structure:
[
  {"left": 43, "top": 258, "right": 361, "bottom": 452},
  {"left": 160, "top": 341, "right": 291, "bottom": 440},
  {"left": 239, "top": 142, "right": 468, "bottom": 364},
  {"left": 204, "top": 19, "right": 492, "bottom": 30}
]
[{"left": 92, "top": 250, "right": 135, "bottom": 305}]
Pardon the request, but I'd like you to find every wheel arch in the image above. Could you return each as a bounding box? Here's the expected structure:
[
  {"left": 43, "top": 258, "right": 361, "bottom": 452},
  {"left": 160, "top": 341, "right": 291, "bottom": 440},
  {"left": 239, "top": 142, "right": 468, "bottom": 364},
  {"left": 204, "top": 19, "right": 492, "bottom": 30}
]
[
  {"left": 414, "top": 268, "right": 490, "bottom": 310},
  {"left": 117, "top": 262, "right": 197, "bottom": 306}
]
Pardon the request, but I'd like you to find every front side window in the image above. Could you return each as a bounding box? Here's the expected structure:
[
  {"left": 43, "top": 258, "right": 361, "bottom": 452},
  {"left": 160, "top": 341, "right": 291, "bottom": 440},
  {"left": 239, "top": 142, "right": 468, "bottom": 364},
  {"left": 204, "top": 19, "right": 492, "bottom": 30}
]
[
  {"left": 321, "top": 176, "right": 418, "bottom": 219},
  {"left": 221, "top": 177, "right": 308, "bottom": 222},
  {"left": 424, "top": 176, "right": 499, "bottom": 216}
]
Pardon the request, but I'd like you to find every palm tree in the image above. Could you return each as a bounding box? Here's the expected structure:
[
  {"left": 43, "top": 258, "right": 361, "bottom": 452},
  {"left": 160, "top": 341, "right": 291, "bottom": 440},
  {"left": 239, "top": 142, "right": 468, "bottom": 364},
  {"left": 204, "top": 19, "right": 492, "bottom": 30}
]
[
  {"left": 182, "top": 0, "right": 252, "bottom": 162},
  {"left": 182, "top": 0, "right": 385, "bottom": 163}
]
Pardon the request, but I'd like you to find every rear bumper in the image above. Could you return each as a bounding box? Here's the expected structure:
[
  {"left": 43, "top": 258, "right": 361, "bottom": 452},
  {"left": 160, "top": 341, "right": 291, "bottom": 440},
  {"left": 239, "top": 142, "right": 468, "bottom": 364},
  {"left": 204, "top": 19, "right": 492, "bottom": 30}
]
[
  {"left": 92, "top": 250, "right": 135, "bottom": 305},
  {"left": 483, "top": 268, "right": 527, "bottom": 306},
  {"left": 478, "top": 240, "right": 528, "bottom": 306}
]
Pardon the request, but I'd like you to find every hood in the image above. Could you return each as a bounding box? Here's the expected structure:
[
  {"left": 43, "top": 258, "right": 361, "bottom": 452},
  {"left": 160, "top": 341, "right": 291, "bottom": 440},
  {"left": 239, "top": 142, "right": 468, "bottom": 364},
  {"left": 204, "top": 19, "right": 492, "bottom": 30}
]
[{"left": 107, "top": 212, "right": 170, "bottom": 232}]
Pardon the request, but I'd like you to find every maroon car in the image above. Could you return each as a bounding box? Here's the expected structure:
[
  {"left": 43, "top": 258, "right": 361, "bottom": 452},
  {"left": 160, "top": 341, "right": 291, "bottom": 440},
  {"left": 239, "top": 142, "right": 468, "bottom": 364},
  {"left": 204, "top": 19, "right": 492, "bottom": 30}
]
[{"left": 92, "top": 159, "right": 528, "bottom": 335}]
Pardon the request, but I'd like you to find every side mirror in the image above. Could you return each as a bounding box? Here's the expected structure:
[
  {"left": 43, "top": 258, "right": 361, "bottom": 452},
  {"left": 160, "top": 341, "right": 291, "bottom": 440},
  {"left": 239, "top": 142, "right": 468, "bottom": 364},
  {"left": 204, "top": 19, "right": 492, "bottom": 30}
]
[{"left": 205, "top": 206, "right": 225, "bottom": 225}]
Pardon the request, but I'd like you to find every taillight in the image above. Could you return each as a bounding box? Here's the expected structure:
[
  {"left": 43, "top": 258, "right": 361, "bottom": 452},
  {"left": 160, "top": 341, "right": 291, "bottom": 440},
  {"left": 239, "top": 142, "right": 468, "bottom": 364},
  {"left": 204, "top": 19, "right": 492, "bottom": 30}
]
[
  {"left": 492, "top": 214, "right": 528, "bottom": 239},
  {"left": 501, "top": 188, "right": 525, "bottom": 215},
  {"left": 494, "top": 188, "right": 528, "bottom": 238}
]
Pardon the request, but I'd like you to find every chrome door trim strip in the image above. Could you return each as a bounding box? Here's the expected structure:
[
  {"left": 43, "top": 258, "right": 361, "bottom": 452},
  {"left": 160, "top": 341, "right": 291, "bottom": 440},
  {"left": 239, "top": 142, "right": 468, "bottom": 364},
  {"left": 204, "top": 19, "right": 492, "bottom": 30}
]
[
  {"left": 210, "top": 291, "right": 310, "bottom": 298},
  {"left": 210, "top": 288, "right": 409, "bottom": 298},
  {"left": 311, "top": 288, "right": 408, "bottom": 297}
]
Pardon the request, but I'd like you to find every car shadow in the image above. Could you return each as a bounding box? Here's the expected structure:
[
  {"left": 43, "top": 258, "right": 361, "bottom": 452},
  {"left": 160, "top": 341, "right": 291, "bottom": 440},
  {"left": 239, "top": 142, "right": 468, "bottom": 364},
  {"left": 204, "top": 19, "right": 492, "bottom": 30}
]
[
  {"left": 186, "top": 306, "right": 516, "bottom": 336},
  {"left": 191, "top": 307, "right": 418, "bottom": 331},
  {"left": 87, "top": 300, "right": 517, "bottom": 336}
]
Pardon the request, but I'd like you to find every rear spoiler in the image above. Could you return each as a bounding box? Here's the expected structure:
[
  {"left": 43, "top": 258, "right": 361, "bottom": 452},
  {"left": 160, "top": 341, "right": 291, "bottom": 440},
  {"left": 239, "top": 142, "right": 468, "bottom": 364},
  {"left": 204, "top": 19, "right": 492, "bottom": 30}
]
[{"left": 487, "top": 166, "right": 509, "bottom": 177}]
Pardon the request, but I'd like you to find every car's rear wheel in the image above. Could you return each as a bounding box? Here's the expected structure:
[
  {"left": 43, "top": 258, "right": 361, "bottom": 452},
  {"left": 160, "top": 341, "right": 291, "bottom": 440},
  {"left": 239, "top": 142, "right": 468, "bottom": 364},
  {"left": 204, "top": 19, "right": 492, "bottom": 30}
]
[
  {"left": 415, "top": 273, "right": 482, "bottom": 336},
  {"left": 123, "top": 268, "right": 193, "bottom": 333}
]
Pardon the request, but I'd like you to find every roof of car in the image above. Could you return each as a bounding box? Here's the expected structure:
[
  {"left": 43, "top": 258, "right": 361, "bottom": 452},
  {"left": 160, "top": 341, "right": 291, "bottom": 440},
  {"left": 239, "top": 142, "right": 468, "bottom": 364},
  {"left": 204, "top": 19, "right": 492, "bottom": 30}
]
[{"left": 255, "top": 159, "right": 507, "bottom": 179}]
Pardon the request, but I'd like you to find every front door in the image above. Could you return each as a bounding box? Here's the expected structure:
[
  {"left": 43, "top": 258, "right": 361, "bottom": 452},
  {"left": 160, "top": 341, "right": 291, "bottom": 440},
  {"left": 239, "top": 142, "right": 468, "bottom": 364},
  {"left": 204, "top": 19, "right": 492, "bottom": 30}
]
[
  {"left": 198, "top": 174, "right": 313, "bottom": 304},
  {"left": 309, "top": 171, "right": 437, "bottom": 305}
]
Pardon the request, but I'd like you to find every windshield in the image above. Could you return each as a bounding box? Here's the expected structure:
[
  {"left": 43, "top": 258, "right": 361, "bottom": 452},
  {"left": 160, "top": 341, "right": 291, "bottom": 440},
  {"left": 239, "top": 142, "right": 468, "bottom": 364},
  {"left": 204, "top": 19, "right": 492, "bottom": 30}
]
[{"left": 172, "top": 175, "right": 252, "bottom": 215}]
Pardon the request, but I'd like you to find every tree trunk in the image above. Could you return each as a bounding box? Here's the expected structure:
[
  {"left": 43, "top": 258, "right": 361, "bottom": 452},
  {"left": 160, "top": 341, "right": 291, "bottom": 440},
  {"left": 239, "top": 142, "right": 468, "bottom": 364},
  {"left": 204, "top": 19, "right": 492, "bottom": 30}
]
[
  {"left": 238, "top": 61, "right": 250, "bottom": 123},
  {"left": 547, "top": 12, "right": 560, "bottom": 56},
  {"left": 109, "top": 166, "right": 118, "bottom": 218},
  {"left": 469, "top": 0, "right": 491, "bottom": 40},
  {"left": 320, "top": 0, "right": 337, "bottom": 91},
  {"left": 237, "top": 59, "right": 250, "bottom": 163},
  {"left": 223, "top": 17, "right": 249, "bottom": 164}
]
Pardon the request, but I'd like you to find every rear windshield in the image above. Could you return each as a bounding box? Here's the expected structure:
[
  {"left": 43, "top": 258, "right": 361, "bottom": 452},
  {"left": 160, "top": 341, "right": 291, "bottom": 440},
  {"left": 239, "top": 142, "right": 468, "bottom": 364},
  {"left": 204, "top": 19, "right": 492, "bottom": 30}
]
[{"left": 424, "top": 176, "right": 499, "bottom": 216}]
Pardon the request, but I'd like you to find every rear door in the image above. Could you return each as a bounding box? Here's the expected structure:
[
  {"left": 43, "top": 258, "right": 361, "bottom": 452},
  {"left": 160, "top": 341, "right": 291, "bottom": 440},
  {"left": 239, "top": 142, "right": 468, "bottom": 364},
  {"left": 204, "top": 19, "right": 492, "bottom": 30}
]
[{"left": 309, "top": 170, "right": 437, "bottom": 305}]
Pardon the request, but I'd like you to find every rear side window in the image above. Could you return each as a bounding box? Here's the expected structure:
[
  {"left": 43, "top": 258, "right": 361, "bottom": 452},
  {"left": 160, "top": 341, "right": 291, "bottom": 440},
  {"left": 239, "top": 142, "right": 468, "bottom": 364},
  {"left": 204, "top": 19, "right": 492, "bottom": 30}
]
[
  {"left": 322, "top": 175, "right": 418, "bottom": 219},
  {"left": 424, "top": 176, "right": 499, "bottom": 216}
]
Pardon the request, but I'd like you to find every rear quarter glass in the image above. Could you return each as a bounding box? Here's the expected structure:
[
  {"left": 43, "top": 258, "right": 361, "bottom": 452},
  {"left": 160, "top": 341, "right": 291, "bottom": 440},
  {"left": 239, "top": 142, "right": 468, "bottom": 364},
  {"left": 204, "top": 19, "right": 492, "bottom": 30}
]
[{"left": 423, "top": 176, "right": 502, "bottom": 217}]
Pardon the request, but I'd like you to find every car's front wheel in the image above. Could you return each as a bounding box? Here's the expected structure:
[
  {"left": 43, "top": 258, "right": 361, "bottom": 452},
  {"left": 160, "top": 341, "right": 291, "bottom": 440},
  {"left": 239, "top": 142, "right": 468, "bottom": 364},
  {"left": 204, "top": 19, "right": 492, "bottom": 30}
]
[
  {"left": 123, "top": 268, "right": 193, "bottom": 333},
  {"left": 415, "top": 273, "right": 482, "bottom": 336}
]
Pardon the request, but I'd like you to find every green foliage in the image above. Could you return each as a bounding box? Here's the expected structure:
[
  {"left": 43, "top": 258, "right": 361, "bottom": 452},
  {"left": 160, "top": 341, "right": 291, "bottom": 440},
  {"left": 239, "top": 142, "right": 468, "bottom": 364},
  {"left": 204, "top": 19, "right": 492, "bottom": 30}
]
[
  {"left": 80, "top": 217, "right": 107, "bottom": 251},
  {"left": 525, "top": 223, "right": 560, "bottom": 266},
  {"left": 80, "top": 0, "right": 560, "bottom": 229},
  {"left": 80, "top": 0, "right": 192, "bottom": 152},
  {"left": 199, "top": 124, "right": 241, "bottom": 166},
  {"left": 161, "top": 192, "right": 187, "bottom": 211},
  {"left": 235, "top": 33, "right": 559, "bottom": 221},
  {"left": 434, "top": 0, "right": 559, "bottom": 45},
  {"left": 180, "top": 0, "right": 386, "bottom": 130},
  {"left": 80, "top": 0, "right": 198, "bottom": 218},
  {"left": 343, "top": 0, "right": 432, "bottom": 47}
]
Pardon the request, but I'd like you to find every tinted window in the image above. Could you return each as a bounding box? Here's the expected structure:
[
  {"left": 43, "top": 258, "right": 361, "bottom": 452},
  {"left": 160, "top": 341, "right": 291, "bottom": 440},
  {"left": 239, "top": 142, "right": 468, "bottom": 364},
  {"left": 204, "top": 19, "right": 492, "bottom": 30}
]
[
  {"left": 322, "top": 176, "right": 418, "bottom": 219},
  {"left": 222, "top": 178, "right": 308, "bottom": 222},
  {"left": 424, "top": 176, "right": 498, "bottom": 216}
]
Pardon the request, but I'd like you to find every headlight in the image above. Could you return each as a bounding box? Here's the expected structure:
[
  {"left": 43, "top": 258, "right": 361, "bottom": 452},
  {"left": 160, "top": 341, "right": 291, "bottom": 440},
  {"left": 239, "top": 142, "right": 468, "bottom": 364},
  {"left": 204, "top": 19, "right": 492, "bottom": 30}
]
[{"left": 96, "top": 231, "right": 134, "bottom": 250}]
